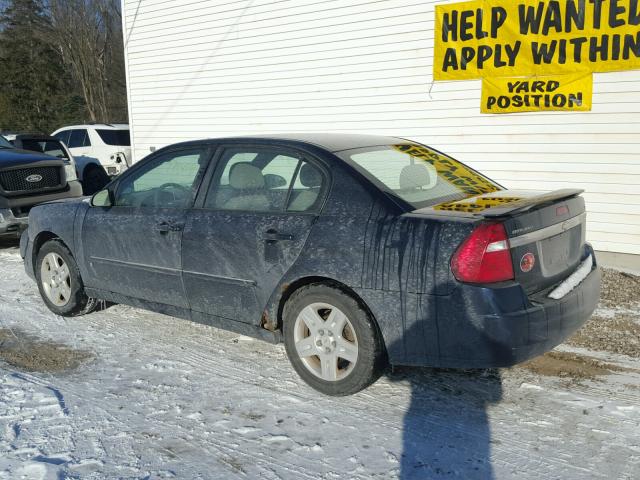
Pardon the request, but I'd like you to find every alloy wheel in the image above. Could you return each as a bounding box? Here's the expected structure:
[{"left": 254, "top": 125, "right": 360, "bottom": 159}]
[
  {"left": 40, "top": 252, "right": 72, "bottom": 307},
  {"left": 293, "top": 302, "right": 359, "bottom": 382}
]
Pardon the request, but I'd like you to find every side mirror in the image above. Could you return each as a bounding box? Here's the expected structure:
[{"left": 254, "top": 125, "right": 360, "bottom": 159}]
[{"left": 91, "top": 188, "right": 114, "bottom": 207}]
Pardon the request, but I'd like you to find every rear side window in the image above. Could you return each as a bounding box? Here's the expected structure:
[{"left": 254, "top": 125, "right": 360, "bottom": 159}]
[
  {"left": 67, "top": 129, "right": 91, "bottom": 148},
  {"left": 96, "top": 129, "right": 130, "bottom": 146},
  {"left": 205, "top": 148, "right": 326, "bottom": 213},
  {"left": 338, "top": 144, "right": 501, "bottom": 208},
  {"left": 219, "top": 152, "right": 258, "bottom": 186}
]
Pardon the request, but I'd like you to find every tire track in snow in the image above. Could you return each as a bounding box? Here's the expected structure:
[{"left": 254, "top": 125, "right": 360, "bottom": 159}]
[
  {"left": 67, "top": 304, "right": 633, "bottom": 478},
  {"left": 1, "top": 247, "right": 639, "bottom": 479}
]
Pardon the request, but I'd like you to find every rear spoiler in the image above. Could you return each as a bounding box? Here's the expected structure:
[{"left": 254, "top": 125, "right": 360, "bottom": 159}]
[{"left": 481, "top": 189, "right": 584, "bottom": 218}]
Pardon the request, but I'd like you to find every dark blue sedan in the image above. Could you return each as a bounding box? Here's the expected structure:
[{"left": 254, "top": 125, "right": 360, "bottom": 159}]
[{"left": 21, "top": 134, "right": 600, "bottom": 395}]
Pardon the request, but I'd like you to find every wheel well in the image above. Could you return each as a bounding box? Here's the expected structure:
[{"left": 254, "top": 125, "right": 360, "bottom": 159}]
[
  {"left": 75, "top": 159, "right": 100, "bottom": 181},
  {"left": 32, "top": 232, "right": 59, "bottom": 270},
  {"left": 276, "top": 276, "right": 376, "bottom": 332},
  {"left": 83, "top": 163, "right": 105, "bottom": 175}
]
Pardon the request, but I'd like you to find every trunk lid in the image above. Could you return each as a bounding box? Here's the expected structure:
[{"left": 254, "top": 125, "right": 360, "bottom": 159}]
[{"left": 411, "top": 189, "right": 587, "bottom": 294}]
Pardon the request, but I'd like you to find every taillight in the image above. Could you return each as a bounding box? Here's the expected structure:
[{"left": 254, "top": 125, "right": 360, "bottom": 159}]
[{"left": 451, "top": 223, "right": 514, "bottom": 283}]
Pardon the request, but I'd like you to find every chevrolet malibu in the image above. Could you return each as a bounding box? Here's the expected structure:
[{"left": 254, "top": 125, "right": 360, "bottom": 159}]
[{"left": 21, "top": 134, "right": 600, "bottom": 395}]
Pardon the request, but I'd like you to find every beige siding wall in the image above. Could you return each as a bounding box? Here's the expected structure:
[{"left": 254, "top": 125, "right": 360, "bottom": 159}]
[{"left": 122, "top": 0, "right": 640, "bottom": 255}]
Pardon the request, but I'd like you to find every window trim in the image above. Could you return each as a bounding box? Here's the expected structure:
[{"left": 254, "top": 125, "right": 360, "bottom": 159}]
[
  {"left": 110, "top": 144, "right": 214, "bottom": 210},
  {"left": 195, "top": 144, "right": 330, "bottom": 215}
]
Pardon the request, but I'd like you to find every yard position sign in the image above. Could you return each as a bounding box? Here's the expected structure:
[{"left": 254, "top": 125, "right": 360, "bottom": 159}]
[{"left": 434, "top": 0, "right": 640, "bottom": 113}]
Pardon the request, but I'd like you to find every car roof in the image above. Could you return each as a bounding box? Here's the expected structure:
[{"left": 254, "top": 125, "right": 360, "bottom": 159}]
[
  {"left": 54, "top": 123, "right": 129, "bottom": 131},
  {"left": 15, "top": 134, "right": 61, "bottom": 141},
  {"left": 187, "top": 133, "right": 411, "bottom": 153}
]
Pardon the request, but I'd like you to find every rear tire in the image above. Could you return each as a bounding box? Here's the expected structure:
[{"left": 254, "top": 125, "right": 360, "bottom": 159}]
[
  {"left": 36, "top": 240, "right": 97, "bottom": 317},
  {"left": 283, "top": 284, "right": 386, "bottom": 396}
]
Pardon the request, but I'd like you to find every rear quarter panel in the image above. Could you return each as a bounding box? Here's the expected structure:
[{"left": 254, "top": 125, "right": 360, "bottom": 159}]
[
  {"left": 355, "top": 213, "right": 475, "bottom": 365},
  {"left": 262, "top": 152, "right": 477, "bottom": 365}
]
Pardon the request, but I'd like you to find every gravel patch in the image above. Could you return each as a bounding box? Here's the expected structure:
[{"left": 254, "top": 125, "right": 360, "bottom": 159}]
[
  {"left": 519, "top": 351, "right": 631, "bottom": 381},
  {"left": 0, "top": 327, "right": 92, "bottom": 373},
  {"left": 566, "top": 268, "right": 640, "bottom": 358},
  {"left": 598, "top": 268, "right": 640, "bottom": 310},
  {"left": 568, "top": 314, "right": 640, "bottom": 357}
]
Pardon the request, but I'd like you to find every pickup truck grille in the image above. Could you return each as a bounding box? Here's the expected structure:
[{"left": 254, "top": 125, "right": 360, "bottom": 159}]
[{"left": 0, "top": 166, "right": 62, "bottom": 193}]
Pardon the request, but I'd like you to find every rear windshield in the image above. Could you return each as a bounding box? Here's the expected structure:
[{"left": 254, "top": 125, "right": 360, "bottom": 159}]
[
  {"left": 338, "top": 144, "right": 501, "bottom": 208},
  {"left": 96, "top": 129, "right": 130, "bottom": 146},
  {"left": 0, "top": 136, "right": 12, "bottom": 148}
]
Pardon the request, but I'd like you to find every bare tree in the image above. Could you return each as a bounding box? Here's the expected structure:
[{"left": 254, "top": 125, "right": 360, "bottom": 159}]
[{"left": 46, "top": 0, "right": 126, "bottom": 123}]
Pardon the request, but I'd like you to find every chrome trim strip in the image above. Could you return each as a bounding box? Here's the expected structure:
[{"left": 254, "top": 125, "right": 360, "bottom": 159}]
[
  {"left": 182, "top": 270, "right": 257, "bottom": 286},
  {"left": 90, "top": 256, "right": 257, "bottom": 286},
  {"left": 90, "top": 256, "right": 181, "bottom": 275},
  {"left": 509, "top": 213, "right": 586, "bottom": 248}
]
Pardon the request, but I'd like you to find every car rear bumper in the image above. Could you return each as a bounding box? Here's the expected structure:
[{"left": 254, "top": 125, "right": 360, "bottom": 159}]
[
  {"left": 435, "top": 245, "right": 601, "bottom": 368},
  {"left": 99, "top": 162, "right": 127, "bottom": 177}
]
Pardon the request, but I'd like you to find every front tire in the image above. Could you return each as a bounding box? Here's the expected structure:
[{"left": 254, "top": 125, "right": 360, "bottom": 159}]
[
  {"left": 283, "top": 284, "right": 386, "bottom": 396},
  {"left": 36, "top": 240, "right": 97, "bottom": 317}
]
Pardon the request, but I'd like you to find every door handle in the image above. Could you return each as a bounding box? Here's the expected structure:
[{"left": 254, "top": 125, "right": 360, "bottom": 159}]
[
  {"left": 265, "top": 229, "right": 294, "bottom": 241},
  {"left": 156, "top": 222, "right": 171, "bottom": 233},
  {"left": 155, "top": 221, "right": 183, "bottom": 233}
]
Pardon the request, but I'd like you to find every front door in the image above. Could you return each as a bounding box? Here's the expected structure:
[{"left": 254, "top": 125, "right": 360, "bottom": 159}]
[
  {"left": 81, "top": 146, "right": 211, "bottom": 308},
  {"left": 182, "top": 146, "right": 328, "bottom": 324},
  {"left": 65, "top": 128, "right": 93, "bottom": 164}
]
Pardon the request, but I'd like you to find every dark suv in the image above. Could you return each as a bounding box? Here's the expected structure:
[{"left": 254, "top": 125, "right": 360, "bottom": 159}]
[{"left": 0, "top": 134, "right": 82, "bottom": 237}]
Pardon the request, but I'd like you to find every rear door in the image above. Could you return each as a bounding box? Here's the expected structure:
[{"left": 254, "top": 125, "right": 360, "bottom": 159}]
[
  {"left": 182, "top": 145, "right": 328, "bottom": 324},
  {"left": 81, "top": 146, "right": 211, "bottom": 307}
]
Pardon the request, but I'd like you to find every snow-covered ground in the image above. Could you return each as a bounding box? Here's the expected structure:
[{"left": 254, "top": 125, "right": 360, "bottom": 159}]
[{"left": 1, "top": 241, "right": 639, "bottom": 479}]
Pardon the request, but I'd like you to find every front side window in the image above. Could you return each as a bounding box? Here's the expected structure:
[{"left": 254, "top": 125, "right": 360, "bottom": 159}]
[
  {"left": 53, "top": 130, "right": 71, "bottom": 146},
  {"left": 338, "top": 144, "right": 501, "bottom": 208},
  {"left": 205, "top": 148, "right": 325, "bottom": 213},
  {"left": 115, "top": 148, "right": 209, "bottom": 208},
  {"left": 67, "top": 129, "right": 90, "bottom": 148},
  {"left": 96, "top": 129, "right": 131, "bottom": 146}
]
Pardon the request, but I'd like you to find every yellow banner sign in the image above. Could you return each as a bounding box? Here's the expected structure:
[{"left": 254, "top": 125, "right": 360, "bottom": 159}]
[
  {"left": 481, "top": 73, "right": 593, "bottom": 113},
  {"left": 434, "top": 0, "right": 640, "bottom": 81}
]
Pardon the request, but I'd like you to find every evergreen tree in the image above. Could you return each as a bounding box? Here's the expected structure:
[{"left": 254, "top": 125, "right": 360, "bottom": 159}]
[{"left": 0, "top": 0, "right": 85, "bottom": 133}]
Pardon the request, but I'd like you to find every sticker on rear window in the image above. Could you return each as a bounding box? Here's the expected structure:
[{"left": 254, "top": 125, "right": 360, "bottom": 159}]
[
  {"left": 393, "top": 145, "right": 500, "bottom": 197},
  {"left": 433, "top": 196, "right": 523, "bottom": 213}
]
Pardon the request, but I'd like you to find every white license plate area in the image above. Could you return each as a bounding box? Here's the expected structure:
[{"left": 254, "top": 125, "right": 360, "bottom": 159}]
[{"left": 547, "top": 255, "right": 593, "bottom": 300}]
